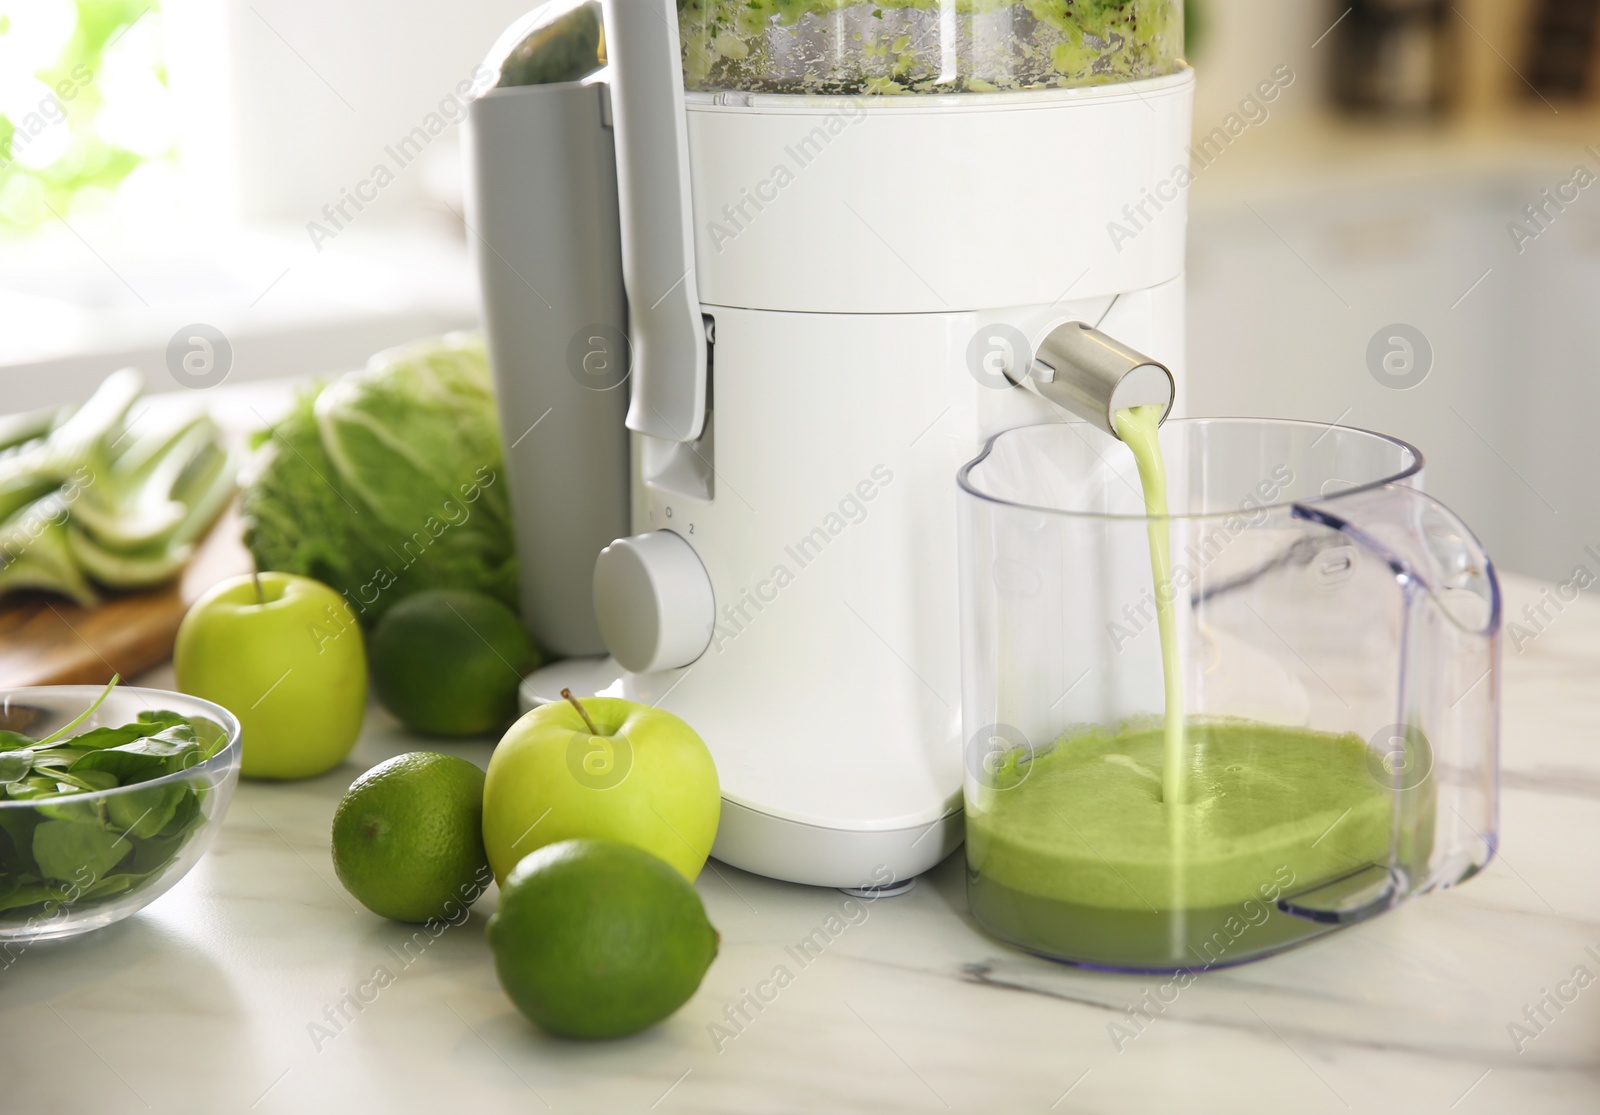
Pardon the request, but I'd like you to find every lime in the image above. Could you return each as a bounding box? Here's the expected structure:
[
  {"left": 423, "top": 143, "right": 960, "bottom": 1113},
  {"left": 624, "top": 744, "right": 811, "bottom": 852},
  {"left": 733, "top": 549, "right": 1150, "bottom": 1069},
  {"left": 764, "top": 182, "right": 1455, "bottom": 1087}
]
[
  {"left": 487, "top": 839, "right": 719, "bottom": 1039},
  {"left": 331, "top": 752, "right": 491, "bottom": 922},
  {"left": 369, "top": 589, "right": 540, "bottom": 737}
]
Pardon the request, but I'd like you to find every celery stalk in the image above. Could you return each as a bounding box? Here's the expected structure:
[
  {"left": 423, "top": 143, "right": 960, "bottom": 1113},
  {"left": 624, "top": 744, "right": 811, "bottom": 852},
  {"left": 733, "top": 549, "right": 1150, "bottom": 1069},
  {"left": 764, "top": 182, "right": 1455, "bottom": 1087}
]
[
  {"left": 65, "top": 526, "right": 194, "bottom": 589},
  {"left": 0, "top": 370, "right": 141, "bottom": 523},
  {"left": 72, "top": 421, "right": 219, "bottom": 551},
  {"left": 0, "top": 406, "right": 62, "bottom": 455},
  {"left": 0, "top": 516, "right": 100, "bottom": 607}
]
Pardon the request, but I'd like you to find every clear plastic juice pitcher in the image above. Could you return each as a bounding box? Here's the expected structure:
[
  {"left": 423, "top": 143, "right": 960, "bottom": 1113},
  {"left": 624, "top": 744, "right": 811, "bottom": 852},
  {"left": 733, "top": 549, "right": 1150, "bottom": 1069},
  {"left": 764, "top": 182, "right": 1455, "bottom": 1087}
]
[
  {"left": 957, "top": 419, "right": 1500, "bottom": 971},
  {"left": 678, "top": 0, "right": 1185, "bottom": 93}
]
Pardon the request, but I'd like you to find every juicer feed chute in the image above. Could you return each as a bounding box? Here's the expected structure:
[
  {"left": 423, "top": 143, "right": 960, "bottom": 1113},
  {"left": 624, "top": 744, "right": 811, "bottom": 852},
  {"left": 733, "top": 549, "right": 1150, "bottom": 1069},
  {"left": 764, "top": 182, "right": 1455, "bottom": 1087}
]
[{"left": 467, "top": 1, "right": 628, "bottom": 658}]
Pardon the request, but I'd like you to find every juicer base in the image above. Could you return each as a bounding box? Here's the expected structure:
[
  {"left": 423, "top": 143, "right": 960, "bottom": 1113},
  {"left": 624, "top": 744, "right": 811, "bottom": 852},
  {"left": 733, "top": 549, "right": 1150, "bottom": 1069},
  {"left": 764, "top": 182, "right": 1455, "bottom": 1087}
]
[
  {"left": 519, "top": 658, "right": 629, "bottom": 711},
  {"left": 839, "top": 879, "right": 918, "bottom": 900},
  {"left": 711, "top": 796, "right": 962, "bottom": 892}
]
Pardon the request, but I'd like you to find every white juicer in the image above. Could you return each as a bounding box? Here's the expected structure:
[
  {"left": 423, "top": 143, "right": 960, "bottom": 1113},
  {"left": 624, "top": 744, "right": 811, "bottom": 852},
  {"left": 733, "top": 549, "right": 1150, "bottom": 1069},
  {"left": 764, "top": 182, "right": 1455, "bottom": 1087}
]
[{"left": 466, "top": 0, "right": 1193, "bottom": 889}]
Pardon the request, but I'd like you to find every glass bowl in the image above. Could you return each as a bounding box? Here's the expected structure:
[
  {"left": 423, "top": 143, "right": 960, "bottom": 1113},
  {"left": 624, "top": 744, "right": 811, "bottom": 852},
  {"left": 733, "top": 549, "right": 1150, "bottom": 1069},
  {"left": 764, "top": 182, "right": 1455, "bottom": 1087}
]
[{"left": 0, "top": 686, "right": 241, "bottom": 943}]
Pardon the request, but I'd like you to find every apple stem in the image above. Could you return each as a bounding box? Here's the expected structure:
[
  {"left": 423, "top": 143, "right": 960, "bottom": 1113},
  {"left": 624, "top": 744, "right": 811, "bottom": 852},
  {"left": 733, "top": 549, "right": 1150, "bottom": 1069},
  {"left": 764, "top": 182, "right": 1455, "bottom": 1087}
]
[
  {"left": 561, "top": 688, "right": 603, "bottom": 736},
  {"left": 251, "top": 566, "right": 264, "bottom": 606}
]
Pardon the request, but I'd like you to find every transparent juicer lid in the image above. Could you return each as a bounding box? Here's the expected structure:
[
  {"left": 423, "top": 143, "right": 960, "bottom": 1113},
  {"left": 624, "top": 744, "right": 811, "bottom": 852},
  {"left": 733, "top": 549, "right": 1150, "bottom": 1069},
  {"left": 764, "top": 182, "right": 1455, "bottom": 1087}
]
[{"left": 679, "top": 0, "right": 1186, "bottom": 94}]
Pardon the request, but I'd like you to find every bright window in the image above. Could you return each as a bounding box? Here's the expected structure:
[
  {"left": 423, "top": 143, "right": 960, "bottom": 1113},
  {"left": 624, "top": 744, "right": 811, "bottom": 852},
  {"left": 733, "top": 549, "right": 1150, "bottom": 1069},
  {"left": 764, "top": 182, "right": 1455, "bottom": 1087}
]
[{"left": 0, "top": 0, "right": 174, "bottom": 234}]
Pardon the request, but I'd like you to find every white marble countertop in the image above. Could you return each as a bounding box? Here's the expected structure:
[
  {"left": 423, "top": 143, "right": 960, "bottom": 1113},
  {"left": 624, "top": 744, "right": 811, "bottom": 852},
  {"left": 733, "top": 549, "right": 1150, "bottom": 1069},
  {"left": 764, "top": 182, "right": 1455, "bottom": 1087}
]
[{"left": 3, "top": 573, "right": 1596, "bottom": 1114}]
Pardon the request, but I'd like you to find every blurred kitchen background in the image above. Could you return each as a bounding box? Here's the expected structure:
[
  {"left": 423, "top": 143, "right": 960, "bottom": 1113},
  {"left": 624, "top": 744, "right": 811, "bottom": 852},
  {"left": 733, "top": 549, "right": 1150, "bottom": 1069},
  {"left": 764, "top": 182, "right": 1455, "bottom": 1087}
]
[{"left": 1, "top": 0, "right": 1596, "bottom": 581}]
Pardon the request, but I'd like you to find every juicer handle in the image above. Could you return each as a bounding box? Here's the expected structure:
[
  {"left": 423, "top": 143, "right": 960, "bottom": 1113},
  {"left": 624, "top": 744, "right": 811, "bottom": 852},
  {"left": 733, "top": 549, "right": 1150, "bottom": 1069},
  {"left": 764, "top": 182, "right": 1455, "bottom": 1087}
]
[{"left": 601, "top": 0, "right": 708, "bottom": 444}]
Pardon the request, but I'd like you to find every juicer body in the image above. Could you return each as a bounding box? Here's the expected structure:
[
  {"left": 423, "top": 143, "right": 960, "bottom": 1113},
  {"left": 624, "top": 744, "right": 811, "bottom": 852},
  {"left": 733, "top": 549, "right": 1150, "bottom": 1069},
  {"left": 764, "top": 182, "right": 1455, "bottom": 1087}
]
[{"left": 466, "top": 5, "right": 1194, "bottom": 888}]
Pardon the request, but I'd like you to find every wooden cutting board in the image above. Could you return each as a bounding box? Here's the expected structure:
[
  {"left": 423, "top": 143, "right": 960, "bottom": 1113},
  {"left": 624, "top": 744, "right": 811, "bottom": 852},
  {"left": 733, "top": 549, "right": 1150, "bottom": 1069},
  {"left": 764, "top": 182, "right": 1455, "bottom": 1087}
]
[{"left": 0, "top": 503, "right": 255, "bottom": 688}]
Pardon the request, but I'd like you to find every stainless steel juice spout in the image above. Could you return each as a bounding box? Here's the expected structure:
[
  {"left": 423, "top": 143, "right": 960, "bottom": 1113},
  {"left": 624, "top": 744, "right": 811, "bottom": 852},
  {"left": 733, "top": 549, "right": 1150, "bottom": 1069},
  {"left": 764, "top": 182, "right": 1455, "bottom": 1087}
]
[{"left": 1025, "top": 321, "right": 1175, "bottom": 440}]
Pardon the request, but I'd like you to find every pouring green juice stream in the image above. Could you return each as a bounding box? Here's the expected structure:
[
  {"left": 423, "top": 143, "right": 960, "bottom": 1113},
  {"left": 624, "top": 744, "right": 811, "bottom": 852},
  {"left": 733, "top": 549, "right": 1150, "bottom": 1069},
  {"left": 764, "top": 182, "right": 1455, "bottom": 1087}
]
[
  {"left": 965, "top": 405, "right": 1403, "bottom": 967},
  {"left": 1112, "top": 404, "right": 1188, "bottom": 806}
]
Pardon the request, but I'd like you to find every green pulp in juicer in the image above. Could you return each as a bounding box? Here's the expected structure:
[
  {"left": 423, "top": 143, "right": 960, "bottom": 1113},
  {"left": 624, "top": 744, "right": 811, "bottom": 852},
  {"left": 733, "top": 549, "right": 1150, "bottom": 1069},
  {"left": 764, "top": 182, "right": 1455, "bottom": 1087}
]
[
  {"left": 679, "top": 0, "right": 1184, "bottom": 94},
  {"left": 966, "top": 720, "right": 1397, "bottom": 965}
]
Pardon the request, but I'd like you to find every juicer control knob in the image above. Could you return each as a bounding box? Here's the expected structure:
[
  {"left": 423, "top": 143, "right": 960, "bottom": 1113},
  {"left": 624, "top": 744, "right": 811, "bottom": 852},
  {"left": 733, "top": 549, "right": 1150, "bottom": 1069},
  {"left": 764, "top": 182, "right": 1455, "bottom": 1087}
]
[{"left": 593, "top": 530, "right": 715, "bottom": 674}]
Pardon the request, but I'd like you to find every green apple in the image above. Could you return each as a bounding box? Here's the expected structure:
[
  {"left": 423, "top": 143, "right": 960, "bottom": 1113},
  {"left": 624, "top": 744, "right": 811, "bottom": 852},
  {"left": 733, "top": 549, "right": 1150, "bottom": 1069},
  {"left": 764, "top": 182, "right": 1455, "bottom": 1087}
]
[
  {"left": 482, "top": 692, "right": 720, "bottom": 884},
  {"left": 175, "top": 572, "right": 366, "bottom": 780}
]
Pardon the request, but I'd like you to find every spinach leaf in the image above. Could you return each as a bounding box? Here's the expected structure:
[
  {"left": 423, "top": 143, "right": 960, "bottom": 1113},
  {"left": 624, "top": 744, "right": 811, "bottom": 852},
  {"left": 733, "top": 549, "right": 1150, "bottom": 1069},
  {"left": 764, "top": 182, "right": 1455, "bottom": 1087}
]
[
  {"left": 32, "top": 793, "right": 104, "bottom": 824},
  {"left": 42, "top": 768, "right": 119, "bottom": 794},
  {"left": 68, "top": 724, "right": 169, "bottom": 752},
  {"left": 5, "top": 777, "right": 60, "bottom": 801},
  {"left": 68, "top": 728, "right": 200, "bottom": 785},
  {"left": 0, "top": 749, "right": 32, "bottom": 784},
  {"left": 157, "top": 788, "right": 201, "bottom": 837},
  {"left": 69, "top": 711, "right": 192, "bottom": 751},
  {"left": 0, "top": 882, "right": 67, "bottom": 914},
  {"left": 0, "top": 730, "right": 36, "bottom": 752},
  {"left": 32, "top": 819, "right": 131, "bottom": 881},
  {"left": 31, "top": 747, "right": 96, "bottom": 770},
  {"left": 33, "top": 676, "right": 118, "bottom": 746},
  {"left": 0, "top": 810, "right": 38, "bottom": 871},
  {"left": 129, "top": 829, "right": 193, "bottom": 874},
  {"left": 189, "top": 716, "right": 229, "bottom": 761},
  {"left": 66, "top": 749, "right": 167, "bottom": 786},
  {"left": 106, "top": 781, "right": 188, "bottom": 840},
  {"left": 76, "top": 873, "right": 143, "bottom": 902}
]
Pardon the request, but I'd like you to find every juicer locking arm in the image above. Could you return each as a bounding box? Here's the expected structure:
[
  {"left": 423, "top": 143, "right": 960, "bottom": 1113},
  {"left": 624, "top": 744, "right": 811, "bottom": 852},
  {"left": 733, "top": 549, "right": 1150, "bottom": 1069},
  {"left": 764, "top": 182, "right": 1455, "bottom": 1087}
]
[
  {"left": 602, "top": 0, "right": 708, "bottom": 444},
  {"left": 1024, "top": 322, "right": 1175, "bottom": 440}
]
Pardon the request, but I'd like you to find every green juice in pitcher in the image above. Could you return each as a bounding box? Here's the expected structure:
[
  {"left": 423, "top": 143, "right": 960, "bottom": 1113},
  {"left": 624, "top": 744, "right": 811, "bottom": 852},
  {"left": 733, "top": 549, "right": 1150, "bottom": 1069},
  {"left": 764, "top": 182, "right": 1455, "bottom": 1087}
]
[
  {"left": 965, "top": 719, "right": 1395, "bottom": 968},
  {"left": 967, "top": 406, "right": 1409, "bottom": 970}
]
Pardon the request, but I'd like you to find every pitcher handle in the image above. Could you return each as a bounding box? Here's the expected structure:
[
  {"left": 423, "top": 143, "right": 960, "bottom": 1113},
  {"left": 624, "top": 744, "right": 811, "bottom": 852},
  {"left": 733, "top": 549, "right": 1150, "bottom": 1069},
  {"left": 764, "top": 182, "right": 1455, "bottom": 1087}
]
[{"left": 1292, "top": 484, "right": 1501, "bottom": 899}]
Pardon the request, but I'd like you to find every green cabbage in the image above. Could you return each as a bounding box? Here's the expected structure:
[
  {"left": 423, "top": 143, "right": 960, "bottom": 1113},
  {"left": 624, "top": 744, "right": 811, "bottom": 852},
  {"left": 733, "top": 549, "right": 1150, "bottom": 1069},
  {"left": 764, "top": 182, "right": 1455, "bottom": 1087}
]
[{"left": 242, "top": 334, "right": 519, "bottom": 626}]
